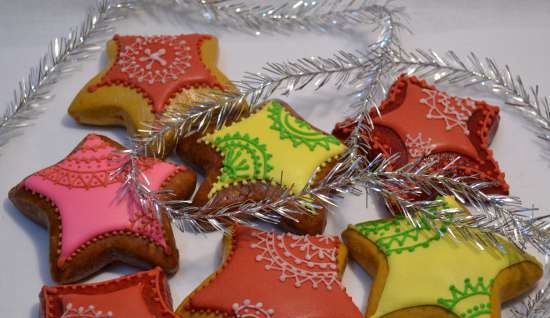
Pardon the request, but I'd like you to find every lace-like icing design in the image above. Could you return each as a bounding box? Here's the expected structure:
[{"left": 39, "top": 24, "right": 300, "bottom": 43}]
[
  {"left": 405, "top": 132, "right": 436, "bottom": 158},
  {"left": 356, "top": 217, "right": 444, "bottom": 255},
  {"left": 250, "top": 231, "right": 341, "bottom": 289},
  {"left": 232, "top": 299, "right": 274, "bottom": 318},
  {"left": 61, "top": 303, "right": 113, "bottom": 318},
  {"left": 437, "top": 277, "right": 494, "bottom": 318},
  {"left": 420, "top": 88, "right": 477, "bottom": 135},
  {"left": 117, "top": 36, "right": 192, "bottom": 85},
  {"left": 213, "top": 132, "right": 274, "bottom": 184},
  {"left": 36, "top": 139, "right": 156, "bottom": 190},
  {"left": 267, "top": 101, "right": 342, "bottom": 151}
]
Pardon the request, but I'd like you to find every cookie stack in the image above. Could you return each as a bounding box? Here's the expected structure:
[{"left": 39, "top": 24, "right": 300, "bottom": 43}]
[{"left": 8, "top": 34, "right": 542, "bottom": 318}]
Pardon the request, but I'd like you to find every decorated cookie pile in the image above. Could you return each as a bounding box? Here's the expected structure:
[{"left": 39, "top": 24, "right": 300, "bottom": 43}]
[{"left": 6, "top": 34, "right": 544, "bottom": 318}]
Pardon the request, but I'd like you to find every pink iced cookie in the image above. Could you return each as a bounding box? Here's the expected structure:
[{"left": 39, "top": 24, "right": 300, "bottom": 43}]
[{"left": 9, "top": 133, "right": 196, "bottom": 283}]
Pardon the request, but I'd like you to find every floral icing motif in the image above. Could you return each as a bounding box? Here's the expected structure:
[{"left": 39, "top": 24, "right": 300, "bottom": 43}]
[
  {"left": 405, "top": 132, "right": 436, "bottom": 159},
  {"left": 199, "top": 100, "right": 348, "bottom": 199},
  {"left": 89, "top": 34, "right": 223, "bottom": 114},
  {"left": 232, "top": 299, "right": 274, "bottom": 318},
  {"left": 61, "top": 303, "right": 113, "bottom": 318},
  {"left": 213, "top": 132, "right": 274, "bottom": 184},
  {"left": 251, "top": 230, "right": 340, "bottom": 289},
  {"left": 22, "top": 134, "right": 182, "bottom": 259},
  {"left": 267, "top": 101, "right": 341, "bottom": 151},
  {"left": 420, "top": 88, "right": 477, "bottom": 135},
  {"left": 118, "top": 36, "right": 192, "bottom": 85},
  {"left": 437, "top": 277, "right": 493, "bottom": 318}
]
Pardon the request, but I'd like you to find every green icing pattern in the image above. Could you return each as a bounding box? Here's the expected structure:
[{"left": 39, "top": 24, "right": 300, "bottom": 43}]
[
  {"left": 267, "top": 101, "right": 341, "bottom": 151},
  {"left": 213, "top": 132, "right": 274, "bottom": 184},
  {"left": 355, "top": 217, "right": 444, "bottom": 255},
  {"left": 355, "top": 197, "right": 458, "bottom": 255},
  {"left": 437, "top": 277, "right": 494, "bottom": 318}
]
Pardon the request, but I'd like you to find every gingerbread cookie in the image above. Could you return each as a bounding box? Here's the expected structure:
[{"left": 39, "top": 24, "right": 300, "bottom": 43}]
[
  {"left": 342, "top": 196, "right": 542, "bottom": 318},
  {"left": 177, "top": 225, "right": 363, "bottom": 318},
  {"left": 177, "top": 99, "right": 348, "bottom": 234},
  {"left": 333, "top": 75, "right": 508, "bottom": 195},
  {"left": 40, "top": 267, "right": 179, "bottom": 317},
  {"left": 68, "top": 34, "right": 235, "bottom": 157},
  {"left": 9, "top": 134, "right": 196, "bottom": 283}
]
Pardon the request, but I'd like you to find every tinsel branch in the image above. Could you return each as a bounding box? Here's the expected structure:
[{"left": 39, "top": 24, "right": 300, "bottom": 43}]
[
  {"left": 0, "top": 0, "right": 135, "bottom": 154},
  {"left": 390, "top": 48, "right": 550, "bottom": 141},
  {"left": 117, "top": 138, "right": 365, "bottom": 233},
  {"left": 175, "top": 0, "right": 408, "bottom": 34},
  {"left": 139, "top": 47, "right": 393, "bottom": 153},
  {"left": 363, "top": 155, "right": 550, "bottom": 253}
]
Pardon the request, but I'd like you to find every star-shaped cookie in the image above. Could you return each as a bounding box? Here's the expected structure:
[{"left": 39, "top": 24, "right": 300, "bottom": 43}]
[
  {"left": 342, "top": 197, "right": 542, "bottom": 318},
  {"left": 41, "top": 267, "right": 179, "bottom": 318},
  {"left": 333, "top": 75, "right": 508, "bottom": 195},
  {"left": 9, "top": 133, "right": 196, "bottom": 283},
  {"left": 68, "top": 34, "right": 235, "bottom": 157},
  {"left": 177, "top": 225, "right": 363, "bottom": 318},
  {"left": 177, "top": 99, "right": 348, "bottom": 234}
]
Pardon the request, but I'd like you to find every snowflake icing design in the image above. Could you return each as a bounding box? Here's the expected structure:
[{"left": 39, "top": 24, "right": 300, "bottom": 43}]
[
  {"left": 232, "top": 299, "right": 274, "bottom": 318},
  {"left": 405, "top": 133, "right": 436, "bottom": 158},
  {"left": 251, "top": 231, "right": 341, "bottom": 289},
  {"left": 117, "top": 36, "right": 192, "bottom": 85},
  {"left": 419, "top": 88, "right": 477, "bottom": 135},
  {"left": 61, "top": 303, "right": 113, "bottom": 318}
]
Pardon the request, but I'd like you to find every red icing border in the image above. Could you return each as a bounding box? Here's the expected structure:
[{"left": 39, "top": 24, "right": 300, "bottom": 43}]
[{"left": 41, "top": 267, "right": 177, "bottom": 318}]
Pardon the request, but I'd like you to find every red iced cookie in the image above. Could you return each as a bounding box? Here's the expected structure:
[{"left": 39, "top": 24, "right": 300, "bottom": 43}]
[
  {"left": 333, "top": 75, "right": 508, "bottom": 195},
  {"left": 177, "top": 225, "right": 363, "bottom": 318},
  {"left": 40, "top": 267, "right": 179, "bottom": 318}
]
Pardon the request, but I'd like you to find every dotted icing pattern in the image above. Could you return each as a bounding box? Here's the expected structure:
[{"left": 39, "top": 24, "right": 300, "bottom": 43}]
[
  {"left": 213, "top": 132, "right": 274, "bottom": 185},
  {"left": 267, "top": 101, "right": 342, "bottom": 151},
  {"left": 437, "top": 277, "right": 494, "bottom": 318},
  {"left": 200, "top": 100, "right": 347, "bottom": 198}
]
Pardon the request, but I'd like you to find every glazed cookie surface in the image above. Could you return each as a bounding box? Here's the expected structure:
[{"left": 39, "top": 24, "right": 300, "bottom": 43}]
[
  {"left": 177, "top": 99, "right": 347, "bottom": 234},
  {"left": 177, "top": 225, "right": 363, "bottom": 318},
  {"left": 8, "top": 133, "right": 196, "bottom": 283},
  {"left": 342, "top": 197, "right": 542, "bottom": 318},
  {"left": 333, "top": 75, "right": 508, "bottom": 195},
  {"left": 68, "top": 34, "right": 234, "bottom": 157},
  {"left": 40, "top": 267, "right": 178, "bottom": 317}
]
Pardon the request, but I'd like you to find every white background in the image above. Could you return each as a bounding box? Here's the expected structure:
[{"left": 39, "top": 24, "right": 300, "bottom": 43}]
[{"left": 1, "top": 1, "right": 550, "bottom": 317}]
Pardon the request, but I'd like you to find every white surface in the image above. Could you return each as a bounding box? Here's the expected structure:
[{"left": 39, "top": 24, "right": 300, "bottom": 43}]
[{"left": 1, "top": 1, "right": 550, "bottom": 317}]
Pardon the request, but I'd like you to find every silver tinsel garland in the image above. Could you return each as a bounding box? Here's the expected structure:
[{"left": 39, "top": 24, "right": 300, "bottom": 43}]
[{"left": 1, "top": 1, "right": 549, "bottom": 316}]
